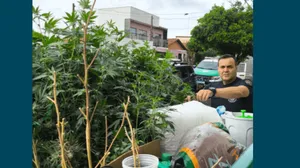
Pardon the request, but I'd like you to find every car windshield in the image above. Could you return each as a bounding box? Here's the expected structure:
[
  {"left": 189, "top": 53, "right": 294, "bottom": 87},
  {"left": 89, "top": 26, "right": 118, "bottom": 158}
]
[{"left": 196, "top": 61, "right": 218, "bottom": 70}]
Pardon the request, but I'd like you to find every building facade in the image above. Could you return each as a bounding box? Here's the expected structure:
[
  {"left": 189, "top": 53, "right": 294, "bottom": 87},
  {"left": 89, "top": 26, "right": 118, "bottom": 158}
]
[{"left": 95, "top": 6, "right": 168, "bottom": 49}]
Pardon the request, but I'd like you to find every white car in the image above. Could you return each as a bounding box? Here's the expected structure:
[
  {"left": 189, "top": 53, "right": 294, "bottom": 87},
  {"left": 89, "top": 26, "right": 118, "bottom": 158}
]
[{"left": 237, "top": 56, "right": 253, "bottom": 86}]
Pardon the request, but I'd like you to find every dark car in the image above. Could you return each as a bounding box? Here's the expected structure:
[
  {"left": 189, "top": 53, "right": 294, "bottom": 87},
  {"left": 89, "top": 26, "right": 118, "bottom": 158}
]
[{"left": 172, "top": 62, "right": 198, "bottom": 93}]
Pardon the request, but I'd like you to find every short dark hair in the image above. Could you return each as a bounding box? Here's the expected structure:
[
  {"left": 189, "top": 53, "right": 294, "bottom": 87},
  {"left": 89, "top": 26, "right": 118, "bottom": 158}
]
[{"left": 218, "top": 54, "right": 237, "bottom": 65}]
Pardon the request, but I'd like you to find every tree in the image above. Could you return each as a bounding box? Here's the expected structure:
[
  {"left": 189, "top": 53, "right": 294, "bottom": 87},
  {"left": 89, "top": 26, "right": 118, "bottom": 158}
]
[{"left": 188, "top": 1, "right": 253, "bottom": 63}]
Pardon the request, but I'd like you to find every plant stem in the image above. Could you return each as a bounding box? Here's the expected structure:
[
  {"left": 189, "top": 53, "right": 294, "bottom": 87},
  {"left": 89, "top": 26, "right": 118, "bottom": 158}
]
[
  {"left": 82, "top": 0, "right": 97, "bottom": 167},
  {"left": 135, "top": 108, "right": 140, "bottom": 130},
  {"left": 101, "top": 116, "right": 108, "bottom": 166},
  {"left": 94, "top": 97, "right": 129, "bottom": 168},
  {"left": 32, "top": 139, "right": 40, "bottom": 168},
  {"left": 124, "top": 96, "right": 140, "bottom": 167},
  {"left": 211, "top": 156, "right": 223, "bottom": 168},
  {"left": 82, "top": 8, "right": 91, "bottom": 168},
  {"left": 47, "top": 72, "right": 68, "bottom": 168},
  {"left": 60, "top": 118, "right": 67, "bottom": 168},
  {"left": 90, "top": 101, "right": 99, "bottom": 123}
]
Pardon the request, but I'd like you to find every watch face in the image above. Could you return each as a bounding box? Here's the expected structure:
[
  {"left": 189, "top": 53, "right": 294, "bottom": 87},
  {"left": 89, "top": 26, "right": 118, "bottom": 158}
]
[{"left": 209, "top": 87, "right": 215, "bottom": 90}]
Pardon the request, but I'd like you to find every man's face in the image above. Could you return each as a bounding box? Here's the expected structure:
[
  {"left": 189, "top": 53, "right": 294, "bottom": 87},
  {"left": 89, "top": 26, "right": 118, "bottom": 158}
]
[{"left": 218, "top": 58, "right": 237, "bottom": 82}]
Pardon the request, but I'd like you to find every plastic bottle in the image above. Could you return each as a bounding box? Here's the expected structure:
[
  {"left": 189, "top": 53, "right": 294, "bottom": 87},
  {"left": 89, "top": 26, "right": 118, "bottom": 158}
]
[{"left": 216, "top": 105, "right": 226, "bottom": 116}]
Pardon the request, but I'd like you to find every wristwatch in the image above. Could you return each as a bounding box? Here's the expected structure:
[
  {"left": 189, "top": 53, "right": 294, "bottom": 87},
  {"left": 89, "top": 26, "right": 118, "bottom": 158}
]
[{"left": 208, "top": 87, "right": 216, "bottom": 97}]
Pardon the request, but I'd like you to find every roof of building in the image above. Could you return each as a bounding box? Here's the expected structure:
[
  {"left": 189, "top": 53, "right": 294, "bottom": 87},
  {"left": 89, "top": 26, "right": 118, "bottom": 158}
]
[
  {"left": 167, "top": 38, "right": 187, "bottom": 50},
  {"left": 175, "top": 36, "right": 190, "bottom": 48}
]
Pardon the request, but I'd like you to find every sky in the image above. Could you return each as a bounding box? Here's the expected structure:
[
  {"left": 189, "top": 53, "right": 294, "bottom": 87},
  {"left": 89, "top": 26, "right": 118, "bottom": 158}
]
[{"left": 33, "top": 0, "right": 232, "bottom": 38}]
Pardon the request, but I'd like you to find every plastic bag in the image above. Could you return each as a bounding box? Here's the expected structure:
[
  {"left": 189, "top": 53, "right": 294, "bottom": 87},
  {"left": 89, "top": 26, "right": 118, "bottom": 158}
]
[
  {"left": 172, "top": 122, "right": 245, "bottom": 168},
  {"left": 159, "top": 101, "right": 223, "bottom": 155}
]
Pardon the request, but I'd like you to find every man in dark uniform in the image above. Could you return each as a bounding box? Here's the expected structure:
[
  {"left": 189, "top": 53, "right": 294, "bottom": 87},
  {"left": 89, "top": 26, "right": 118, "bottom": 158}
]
[{"left": 195, "top": 54, "right": 253, "bottom": 112}]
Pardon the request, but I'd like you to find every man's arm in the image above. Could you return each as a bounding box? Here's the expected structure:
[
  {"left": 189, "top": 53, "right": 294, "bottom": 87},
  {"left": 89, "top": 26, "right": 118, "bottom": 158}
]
[
  {"left": 215, "top": 85, "right": 249, "bottom": 99},
  {"left": 196, "top": 81, "right": 251, "bottom": 101},
  {"left": 185, "top": 83, "right": 211, "bottom": 102}
]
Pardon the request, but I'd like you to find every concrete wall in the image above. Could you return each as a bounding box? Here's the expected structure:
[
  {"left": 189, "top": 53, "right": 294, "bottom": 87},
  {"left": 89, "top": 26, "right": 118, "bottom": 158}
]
[
  {"left": 95, "top": 7, "right": 131, "bottom": 30},
  {"left": 130, "top": 7, "right": 159, "bottom": 27},
  {"left": 171, "top": 50, "right": 188, "bottom": 62},
  {"left": 96, "top": 6, "right": 160, "bottom": 30},
  {"left": 124, "top": 19, "right": 131, "bottom": 32},
  {"left": 95, "top": 6, "right": 163, "bottom": 49},
  {"left": 169, "top": 49, "right": 187, "bottom": 58}
]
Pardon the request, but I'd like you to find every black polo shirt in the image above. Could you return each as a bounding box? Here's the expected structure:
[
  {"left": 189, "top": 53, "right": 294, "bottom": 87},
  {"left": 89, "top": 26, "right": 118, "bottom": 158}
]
[{"left": 204, "top": 77, "right": 253, "bottom": 113}]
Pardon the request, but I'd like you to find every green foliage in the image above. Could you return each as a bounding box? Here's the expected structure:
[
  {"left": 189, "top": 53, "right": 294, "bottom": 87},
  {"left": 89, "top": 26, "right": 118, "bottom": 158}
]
[
  {"left": 188, "top": 1, "right": 253, "bottom": 63},
  {"left": 32, "top": 1, "right": 192, "bottom": 167}
]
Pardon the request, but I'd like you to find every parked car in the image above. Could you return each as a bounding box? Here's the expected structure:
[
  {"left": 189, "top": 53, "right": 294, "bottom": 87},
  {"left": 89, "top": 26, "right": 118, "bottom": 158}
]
[
  {"left": 237, "top": 56, "right": 253, "bottom": 86},
  {"left": 173, "top": 63, "right": 197, "bottom": 93},
  {"left": 158, "top": 58, "right": 198, "bottom": 93},
  {"left": 194, "top": 57, "right": 221, "bottom": 90}
]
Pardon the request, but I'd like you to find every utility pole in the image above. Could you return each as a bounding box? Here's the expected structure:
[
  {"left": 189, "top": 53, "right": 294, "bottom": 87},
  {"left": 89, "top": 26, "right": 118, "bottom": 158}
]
[
  {"left": 72, "top": 3, "right": 75, "bottom": 29},
  {"left": 72, "top": 3, "right": 75, "bottom": 12},
  {"left": 150, "top": 15, "right": 153, "bottom": 41},
  {"left": 185, "top": 13, "right": 190, "bottom": 36}
]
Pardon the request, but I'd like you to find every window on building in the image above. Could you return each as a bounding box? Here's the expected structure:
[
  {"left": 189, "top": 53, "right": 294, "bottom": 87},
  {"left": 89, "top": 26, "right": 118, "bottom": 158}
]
[
  {"left": 130, "top": 27, "right": 137, "bottom": 34},
  {"left": 129, "top": 28, "right": 137, "bottom": 39},
  {"left": 153, "top": 33, "right": 162, "bottom": 39},
  {"left": 183, "top": 54, "right": 187, "bottom": 62},
  {"left": 138, "top": 29, "right": 147, "bottom": 40},
  {"left": 178, "top": 53, "right": 182, "bottom": 61}
]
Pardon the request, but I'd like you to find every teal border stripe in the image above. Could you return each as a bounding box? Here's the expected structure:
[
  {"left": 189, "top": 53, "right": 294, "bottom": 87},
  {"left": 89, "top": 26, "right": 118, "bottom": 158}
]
[
  {"left": 254, "top": 0, "right": 300, "bottom": 167},
  {"left": 0, "top": 0, "right": 32, "bottom": 167}
]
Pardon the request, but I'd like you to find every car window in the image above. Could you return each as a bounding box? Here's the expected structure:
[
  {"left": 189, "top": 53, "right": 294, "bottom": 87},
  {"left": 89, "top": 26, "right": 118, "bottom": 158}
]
[
  {"left": 237, "top": 63, "right": 246, "bottom": 72},
  {"left": 197, "top": 60, "right": 218, "bottom": 70}
]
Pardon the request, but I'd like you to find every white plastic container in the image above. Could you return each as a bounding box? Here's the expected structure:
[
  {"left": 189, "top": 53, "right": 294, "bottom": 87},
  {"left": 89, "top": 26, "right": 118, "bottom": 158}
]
[
  {"left": 222, "top": 112, "right": 253, "bottom": 147},
  {"left": 122, "top": 154, "right": 159, "bottom": 168}
]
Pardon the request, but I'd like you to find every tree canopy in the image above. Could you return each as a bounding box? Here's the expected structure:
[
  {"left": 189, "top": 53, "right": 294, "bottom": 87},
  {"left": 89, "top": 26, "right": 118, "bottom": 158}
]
[{"left": 188, "top": 1, "right": 253, "bottom": 63}]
